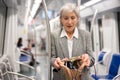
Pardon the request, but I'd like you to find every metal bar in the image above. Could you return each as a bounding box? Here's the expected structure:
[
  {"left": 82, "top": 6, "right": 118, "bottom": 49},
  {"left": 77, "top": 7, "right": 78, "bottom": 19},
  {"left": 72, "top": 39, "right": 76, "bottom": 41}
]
[
  {"left": 113, "top": 73, "right": 120, "bottom": 80},
  {"left": 90, "top": 9, "right": 98, "bottom": 33},
  {"left": 42, "top": 0, "right": 51, "bottom": 80},
  {"left": 77, "top": 0, "right": 81, "bottom": 7},
  {"left": 3, "top": 71, "right": 35, "bottom": 80},
  {"left": 16, "top": 61, "right": 35, "bottom": 70}
]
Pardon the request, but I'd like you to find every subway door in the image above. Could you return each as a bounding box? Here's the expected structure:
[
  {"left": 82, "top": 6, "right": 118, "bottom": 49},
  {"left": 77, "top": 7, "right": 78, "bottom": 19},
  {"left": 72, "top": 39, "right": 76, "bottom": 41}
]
[
  {"left": 117, "top": 12, "right": 120, "bottom": 53},
  {"left": 102, "top": 13, "right": 119, "bottom": 53},
  {"left": 86, "top": 18, "right": 100, "bottom": 57},
  {"left": 86, "top": 17, "right": 103, "bottom": 74}
]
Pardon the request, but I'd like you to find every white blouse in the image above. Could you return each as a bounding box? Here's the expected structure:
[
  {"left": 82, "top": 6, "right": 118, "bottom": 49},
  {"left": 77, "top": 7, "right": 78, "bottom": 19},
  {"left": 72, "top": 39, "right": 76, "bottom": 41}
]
[{"left": 60, "top": 27, "right": 78, "bottom": 58}]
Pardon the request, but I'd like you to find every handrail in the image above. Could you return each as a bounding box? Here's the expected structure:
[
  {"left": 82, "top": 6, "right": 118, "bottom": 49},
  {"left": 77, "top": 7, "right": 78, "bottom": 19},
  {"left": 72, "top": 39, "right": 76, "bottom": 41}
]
[
  {"left": 0, "top": 70, "right": 4, "bottom": 80},
  {"left": 90, "top": 9, "right": 98, "bottom": 78},
  {"left": 2, "top": 71, "right": 35, "bottom": 80},
  {"left": 77, "top": 0, "right": 81, "bottom": 7},
  {"left": 0, "top": 62, "right": 11, "bottom": 80},
  {"left": 42, "top": 0, "right": 51, "bottom": 80},
  {"left": 16, "top": 61, "right": 35, "bottom": 70},
  {"left": 90, "top": 9, "right": 98, "bottom": 33},
  {"left": 113, "top": 73, "right": 120, "bottom": 80}
]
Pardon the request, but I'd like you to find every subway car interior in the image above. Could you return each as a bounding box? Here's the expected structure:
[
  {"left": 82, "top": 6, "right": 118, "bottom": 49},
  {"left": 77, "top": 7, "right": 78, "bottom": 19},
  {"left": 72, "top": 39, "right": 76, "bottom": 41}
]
[{"left": 0, "top": 0, "right": 120, "bottom": 80}]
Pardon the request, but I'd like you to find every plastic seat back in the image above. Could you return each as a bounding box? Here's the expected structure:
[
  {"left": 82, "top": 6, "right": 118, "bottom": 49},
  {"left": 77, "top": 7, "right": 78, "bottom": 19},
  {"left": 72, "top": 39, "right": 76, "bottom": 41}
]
[{"left": 108, "top": 54, "right": 120, "bottom": 77}]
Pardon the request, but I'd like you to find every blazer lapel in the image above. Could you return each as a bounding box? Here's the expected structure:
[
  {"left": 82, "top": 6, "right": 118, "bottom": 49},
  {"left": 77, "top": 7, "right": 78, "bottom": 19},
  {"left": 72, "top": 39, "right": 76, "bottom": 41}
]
[
  {"left": 72, "top": 35, "right": 83, "bottom": 57},
  {"left": 72, "top": 37, "right": 78, "bottom": 56},
  {"left": 59, "top": 37, "right": 69, "bottom": 58}
]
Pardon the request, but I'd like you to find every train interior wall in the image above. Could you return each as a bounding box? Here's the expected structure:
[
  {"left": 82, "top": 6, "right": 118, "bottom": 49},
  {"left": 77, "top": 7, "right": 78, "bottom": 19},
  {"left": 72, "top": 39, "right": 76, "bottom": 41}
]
[{"left": 80, "top": 12, "right": 119, "bottom": 55}]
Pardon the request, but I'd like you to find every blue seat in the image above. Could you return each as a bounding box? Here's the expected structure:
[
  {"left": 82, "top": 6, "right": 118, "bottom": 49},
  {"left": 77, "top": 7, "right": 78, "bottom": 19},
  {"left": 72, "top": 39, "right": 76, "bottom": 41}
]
[
  {"left": 19, "top": 54, "right": 31, "bottom": 62},
  {"left": 91, "top": 54, "right": 120, "bottom": 80},
  {"left": 98, "top": 51, "right": 106, "bottom": 64}
]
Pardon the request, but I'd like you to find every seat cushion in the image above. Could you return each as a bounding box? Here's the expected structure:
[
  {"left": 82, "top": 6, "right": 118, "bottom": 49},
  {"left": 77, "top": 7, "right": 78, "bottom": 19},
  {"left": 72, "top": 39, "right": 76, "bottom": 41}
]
[{"left": 19, "top": 54, "right": 31, "bottom": 62}]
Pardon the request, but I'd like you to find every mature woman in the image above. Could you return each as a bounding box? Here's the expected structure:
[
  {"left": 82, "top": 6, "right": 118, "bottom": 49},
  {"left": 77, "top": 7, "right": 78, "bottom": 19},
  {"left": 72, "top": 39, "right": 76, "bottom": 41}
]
[{"left": 51, "top": 3, "right": 95, "bottom": 80}]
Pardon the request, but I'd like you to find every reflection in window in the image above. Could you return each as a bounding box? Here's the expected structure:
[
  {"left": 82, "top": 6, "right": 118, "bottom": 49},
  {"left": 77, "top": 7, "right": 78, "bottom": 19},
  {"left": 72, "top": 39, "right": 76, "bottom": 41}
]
[{"left": 41, "top": 9, "right": 54, "bottom": 20}]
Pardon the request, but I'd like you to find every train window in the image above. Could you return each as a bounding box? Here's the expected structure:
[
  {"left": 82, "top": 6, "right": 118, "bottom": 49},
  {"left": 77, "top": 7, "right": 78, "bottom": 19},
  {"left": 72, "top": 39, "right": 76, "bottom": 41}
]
[
  {"left": 117, "top": 12, "right": 120, "bottom": 52},
  {"left": 86, "top": 19, "right": 94, "bottom": 51},
  {"left": 98, "top": 19, "right": 103, "bottom": 51},
  {"left": 86, "top": 20, "right": 91, "bottom": 31},
  {"left": 0, "top": 5, "right": 7, "bottom": 56},
  {"left": 41, "top": 10, "right": 54, "bottom": 20}
]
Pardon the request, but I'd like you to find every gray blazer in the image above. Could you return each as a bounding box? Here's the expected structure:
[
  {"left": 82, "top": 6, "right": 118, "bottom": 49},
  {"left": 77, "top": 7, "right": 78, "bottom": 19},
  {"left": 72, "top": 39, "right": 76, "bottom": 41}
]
[{"left": 51, "top": 28, "right": 94, "bottom": 80}]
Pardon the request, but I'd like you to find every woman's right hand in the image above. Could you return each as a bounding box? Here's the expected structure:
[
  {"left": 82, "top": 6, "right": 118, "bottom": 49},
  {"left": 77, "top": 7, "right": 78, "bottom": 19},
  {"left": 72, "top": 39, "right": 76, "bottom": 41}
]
[
  {"left": 53, "top": 57, "right": 61, "bottom": 69},
  {"left": 54, "top": 57, "right": 69, "bottom": 69}
]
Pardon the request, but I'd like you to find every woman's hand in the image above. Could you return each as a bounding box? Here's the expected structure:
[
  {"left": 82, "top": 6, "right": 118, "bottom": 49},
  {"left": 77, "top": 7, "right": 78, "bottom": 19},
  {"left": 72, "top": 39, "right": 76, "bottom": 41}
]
[
  {"left": 61, "top": 57, "right": 69, "bottom": 62},
  {"left": 53, "top": 57, "right": 69, "bottom": 69},
  {"left": 81, "top": 53, "right": 90, "bottom": 67},
  {"left": 53, "top": 57, "right": 61, "bottom": 69}
]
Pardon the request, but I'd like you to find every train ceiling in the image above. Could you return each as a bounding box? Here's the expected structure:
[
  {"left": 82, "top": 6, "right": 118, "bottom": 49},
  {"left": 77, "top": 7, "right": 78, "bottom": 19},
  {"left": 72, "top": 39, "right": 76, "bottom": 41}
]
[
  {"left": 45, "top": 0, "right": 90, "bottom": 11},
  {"left": 0, "top": 0, "right": 90, "bottom": 25},
  {"left": 17, "top": 0, "right": 90, "bottom": 25}
]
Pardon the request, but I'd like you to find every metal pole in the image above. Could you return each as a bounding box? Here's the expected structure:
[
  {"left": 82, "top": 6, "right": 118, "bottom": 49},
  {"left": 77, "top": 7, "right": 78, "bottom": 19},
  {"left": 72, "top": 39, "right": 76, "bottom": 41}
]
[
  {"left": 42, "top": 0, "right": 51, "bottom": 80},
  {"left": 33, "top": 25, "right": 37, "bottom": 78},
  {"left": 90, "top": 9, "right": 98, "bottom": 33},
  {"left": 77, "top": 0, "right": 81, "bottom": 7},
  {"left": 90, "top": 9, "right": 98, "bottom": 75}
]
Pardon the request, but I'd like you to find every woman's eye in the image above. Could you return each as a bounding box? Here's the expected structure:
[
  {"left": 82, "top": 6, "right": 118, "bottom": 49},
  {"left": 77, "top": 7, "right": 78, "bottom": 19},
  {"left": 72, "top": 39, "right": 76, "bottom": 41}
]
[
  {"left": 64, "top": 17, "right": 68, "bottom": 20},
  {"left": 63, "top": 16, "right": 76, "bottom": 20},
  {"left": 71, "top": 17, "right": 75, "bottom": 20}
]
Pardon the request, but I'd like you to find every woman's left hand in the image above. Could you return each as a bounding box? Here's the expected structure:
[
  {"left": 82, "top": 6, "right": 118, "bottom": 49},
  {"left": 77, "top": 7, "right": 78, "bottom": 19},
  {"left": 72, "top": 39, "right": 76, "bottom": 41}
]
[{"left": 81, "top": 53, "right": 90, "bottom": 67}]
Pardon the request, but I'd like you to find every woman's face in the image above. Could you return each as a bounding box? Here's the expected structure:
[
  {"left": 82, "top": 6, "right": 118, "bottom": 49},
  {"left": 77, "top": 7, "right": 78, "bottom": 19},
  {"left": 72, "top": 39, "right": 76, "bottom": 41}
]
[{"left": 60, "top": 11, "right": 78, "bottom": 34}]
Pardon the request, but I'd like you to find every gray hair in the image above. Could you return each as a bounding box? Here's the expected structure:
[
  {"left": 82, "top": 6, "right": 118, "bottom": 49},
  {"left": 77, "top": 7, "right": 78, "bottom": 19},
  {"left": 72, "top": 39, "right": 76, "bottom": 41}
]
[{"left": 59, "top": 3, "right": 80, "bottom": 26}]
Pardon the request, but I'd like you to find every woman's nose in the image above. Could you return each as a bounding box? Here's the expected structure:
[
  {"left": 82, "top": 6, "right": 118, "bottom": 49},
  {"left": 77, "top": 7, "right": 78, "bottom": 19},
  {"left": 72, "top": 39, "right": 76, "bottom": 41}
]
[{"left": 67, "top": 19, "right": 72, "bottom": 24}]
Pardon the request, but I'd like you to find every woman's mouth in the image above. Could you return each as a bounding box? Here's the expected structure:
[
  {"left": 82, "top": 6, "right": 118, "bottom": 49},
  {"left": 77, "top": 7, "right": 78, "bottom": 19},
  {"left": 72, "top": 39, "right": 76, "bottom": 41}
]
[{"left": 67, "top": 26, "right": 72, "bottom": 28}]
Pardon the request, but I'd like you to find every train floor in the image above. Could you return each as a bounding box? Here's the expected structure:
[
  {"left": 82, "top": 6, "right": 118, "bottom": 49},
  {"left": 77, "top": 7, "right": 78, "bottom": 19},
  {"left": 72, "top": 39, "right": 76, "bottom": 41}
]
[{"left": 19, "top": 49, "right": 107, "bottom": 80}]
